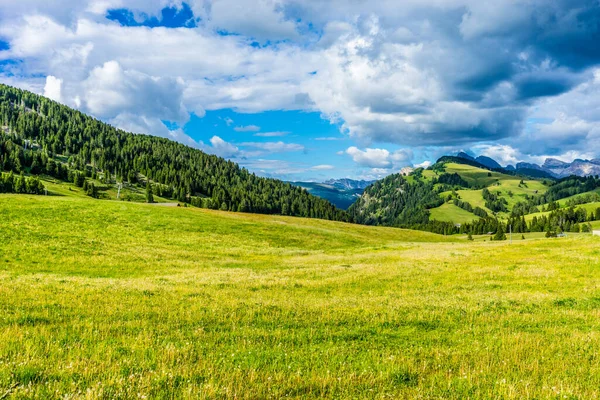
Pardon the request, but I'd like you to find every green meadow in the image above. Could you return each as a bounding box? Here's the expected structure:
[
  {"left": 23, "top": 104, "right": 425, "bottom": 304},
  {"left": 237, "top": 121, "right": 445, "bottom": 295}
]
[
  {"left": 2, "top": 195, "right": 600, "bottom": 398},
  {"left": 428, "top": 202, "right": 478, "bottom": 224}
]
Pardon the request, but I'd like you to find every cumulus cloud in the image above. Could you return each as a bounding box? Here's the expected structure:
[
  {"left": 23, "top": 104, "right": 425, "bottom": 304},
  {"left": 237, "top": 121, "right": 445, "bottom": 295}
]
[
  {"left": 109, "top": 112, "right": 200, "bottom": 148},
  {"left": 345, "top": 147, "right": 392, "bottom": 168},
  {"left": 414, "top": 161, "right": 431, "bottom": 169},
  {"left": 345, "top": 146, "right": 413, "bottom": 169},
  {"left": 83, "top": 60, "right": 188, "bottom": 123},
  {"left": 43, "top": 75, "right": 62, "bottom": 102},
  {"left": 207, "top": 135, "right": 240, "bottom": 158}
]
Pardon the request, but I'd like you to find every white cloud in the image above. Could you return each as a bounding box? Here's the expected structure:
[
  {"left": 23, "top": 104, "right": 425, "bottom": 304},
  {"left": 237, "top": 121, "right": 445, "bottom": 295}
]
[
  {"left": 346, "top": 146, "right": 391, "bottom": 168},
  {"left": 43, "top": 75, "right": 62, "bottom": 102},
  {"left": 207, "top": 135, "right": 240, "bottom": 158},
  {"left": 472, "top": 144, "right": 520, "bottom": 166},
  {"left": 254, "top": 131, "right": 289, "bottom": 137},
  {"left": 241, "top": 141, "right": 304, "bottom": 152},
  {"left": 109, "top": 112, "right": 200, "bottom": 148},
  {"left": 345, "top": 146, "right": 413, "bottom": 168},
  {"left": 311, "top": 164, "right": 335, "bottom": 170},
  {"left": 414, "top": 161, "right": 431, "bottom": 169},
  {"left": 83, "top": 60, "right": 188, "bottom": 123},
  {"left": 234, "top": 125, "right": 261, "bottom": 132}
]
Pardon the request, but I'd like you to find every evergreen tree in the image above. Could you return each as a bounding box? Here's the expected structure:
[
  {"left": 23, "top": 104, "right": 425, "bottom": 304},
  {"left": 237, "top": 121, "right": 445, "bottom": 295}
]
[
  {"left": 493, "top": 226, "right": 507, "bottom": 241},
  {"left": 146, "top": 181, "right": 154, "bottom": 203}
]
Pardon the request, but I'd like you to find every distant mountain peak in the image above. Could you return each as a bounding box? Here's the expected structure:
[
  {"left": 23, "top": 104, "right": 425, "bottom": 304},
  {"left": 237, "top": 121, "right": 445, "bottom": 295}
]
[
  {"left": 323, "top": 178, "right": 374, "bottom": 190},
  {"left": 475, "top": 156, "right": 502, "bottom": 170},
  {"left": 440, "top": 151, "right": 600, "bottom": 179},
  {"left": 456, "top": 151, "right": 475, "bottom": 161},
  {"left": 542, "top": 158, "right": 568, "bottom": 169}
]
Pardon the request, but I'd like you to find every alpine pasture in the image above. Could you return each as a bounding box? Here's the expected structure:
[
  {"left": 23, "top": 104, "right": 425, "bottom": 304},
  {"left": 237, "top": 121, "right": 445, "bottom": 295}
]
[{"left": 2, "top": 194, "right": 600, "bottom": 399}]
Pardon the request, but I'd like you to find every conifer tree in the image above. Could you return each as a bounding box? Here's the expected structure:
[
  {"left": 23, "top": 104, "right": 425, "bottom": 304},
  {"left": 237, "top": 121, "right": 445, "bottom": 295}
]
[{"left": 146, "top": 181, "right": 154, "bottom": 203}]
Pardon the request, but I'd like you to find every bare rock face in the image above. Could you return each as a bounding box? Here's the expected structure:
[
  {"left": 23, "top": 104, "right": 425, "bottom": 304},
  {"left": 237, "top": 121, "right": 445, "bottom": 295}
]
[
  {"left": 538, "top": 158, "right": 600, "bottom": 178},
  {"left": 543, "top": 158, "right": 569, "bottom": 169}
]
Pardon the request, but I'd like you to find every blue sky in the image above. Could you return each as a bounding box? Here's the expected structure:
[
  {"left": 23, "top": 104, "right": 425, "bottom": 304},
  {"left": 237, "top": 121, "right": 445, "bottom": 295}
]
[{"left": 1, "top": 1, "right": 600, "bottom": 180}]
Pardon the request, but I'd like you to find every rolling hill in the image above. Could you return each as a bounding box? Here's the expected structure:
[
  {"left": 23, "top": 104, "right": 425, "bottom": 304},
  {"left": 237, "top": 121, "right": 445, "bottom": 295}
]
[{"left": 350, "top": 156, "right": 600, "bottom": 235}]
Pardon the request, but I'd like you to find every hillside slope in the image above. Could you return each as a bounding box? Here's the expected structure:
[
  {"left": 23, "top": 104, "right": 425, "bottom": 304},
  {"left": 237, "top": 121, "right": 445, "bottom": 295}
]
[{"left": 0, "top": 84, "right": 348, "bottom": 221}]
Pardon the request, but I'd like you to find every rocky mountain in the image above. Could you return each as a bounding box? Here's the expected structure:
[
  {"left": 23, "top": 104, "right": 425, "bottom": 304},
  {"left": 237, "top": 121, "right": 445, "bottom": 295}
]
[
  {"left": 323, "top": 178, "right": 374, "bottom": 191},
  {"left": 542, "top": 158, "right": 600, "bottom": 178},
  {"left": 458, "top": 151, "right": 600, "bottom": 178}
]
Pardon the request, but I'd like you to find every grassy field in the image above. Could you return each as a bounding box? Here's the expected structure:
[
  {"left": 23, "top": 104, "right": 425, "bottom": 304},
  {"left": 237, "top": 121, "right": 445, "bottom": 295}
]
[
  {"left": 429, "top": 202, "right": 477, "bottom": 224},
  {"left": 3, "top": 195, "right": 600, "bottom": 398}
]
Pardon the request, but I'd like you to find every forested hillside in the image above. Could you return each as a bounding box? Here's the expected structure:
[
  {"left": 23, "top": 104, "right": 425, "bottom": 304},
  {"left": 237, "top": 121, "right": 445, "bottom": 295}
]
[
  {"left": 350, "top": 158, "right": 600, "bottom": 236},
  {"left": 0, "top": 84, "right": 349, "bottom": 222}
]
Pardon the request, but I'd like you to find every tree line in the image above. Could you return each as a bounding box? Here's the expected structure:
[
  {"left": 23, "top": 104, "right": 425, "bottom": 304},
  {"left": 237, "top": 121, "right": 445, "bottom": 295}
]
[{"left": 0, "top": 172, "right": 45, "bottom": 195}]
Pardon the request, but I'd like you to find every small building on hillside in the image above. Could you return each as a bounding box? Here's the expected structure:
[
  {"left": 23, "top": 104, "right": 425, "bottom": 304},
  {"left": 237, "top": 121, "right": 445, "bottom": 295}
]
[{"left": 594, "top": 230, "right": 600, "bottom": 237}]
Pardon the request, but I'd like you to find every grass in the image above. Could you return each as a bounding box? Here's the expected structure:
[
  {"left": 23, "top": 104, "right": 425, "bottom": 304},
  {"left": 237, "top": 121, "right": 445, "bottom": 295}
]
[
  {"left": 3, "top": 194, "right": 600, "bottom": 398},
  {"left": 429, "top": 202, "right": 477, "bottom": 224}
]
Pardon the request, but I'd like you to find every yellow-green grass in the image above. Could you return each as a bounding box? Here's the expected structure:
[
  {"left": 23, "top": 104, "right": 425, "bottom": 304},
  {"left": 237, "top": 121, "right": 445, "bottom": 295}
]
[
  {"left": 464, "top": 231, "right": 590, "bottom": 242},
  {"left": 421, "top": 169, "right": 438, "bottom": 180},
  {"left": 590, "top": 220, "right": 600, "bottom": 229},
  {"left": 449, "top": 189, "right": 493, "bottom": 214},
  {"left": 443, "top": 163, "right": 541, "bottom": 189},
  {"left": 428, "top": 202, "right": 477, "bottom": 224},
  {"left": 3, "top": 195, "right": 600, "bottom": 398}
]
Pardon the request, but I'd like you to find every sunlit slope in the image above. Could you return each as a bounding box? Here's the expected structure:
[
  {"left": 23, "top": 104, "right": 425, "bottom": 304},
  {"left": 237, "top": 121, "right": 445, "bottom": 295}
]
[
  {"left": 432, "top": 163, "right": 549, "bottom": 221},
  {"left": 0, "top": 195, "right": 452, "bottom": 277},
  {"left": 428, "top": 202, "right": 479, "bottom": 224}
]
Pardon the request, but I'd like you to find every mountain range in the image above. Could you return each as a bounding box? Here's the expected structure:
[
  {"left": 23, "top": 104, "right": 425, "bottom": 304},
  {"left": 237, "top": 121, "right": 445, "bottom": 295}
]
[
  {"left": 456, "top": 152, "right": 600, "bottom": 178},
  {"left": 323, "top": 178, "right": 374, "bottom": 190},
  {"left": 291, "top": 179, "right": 374, "bottom": 210}
]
